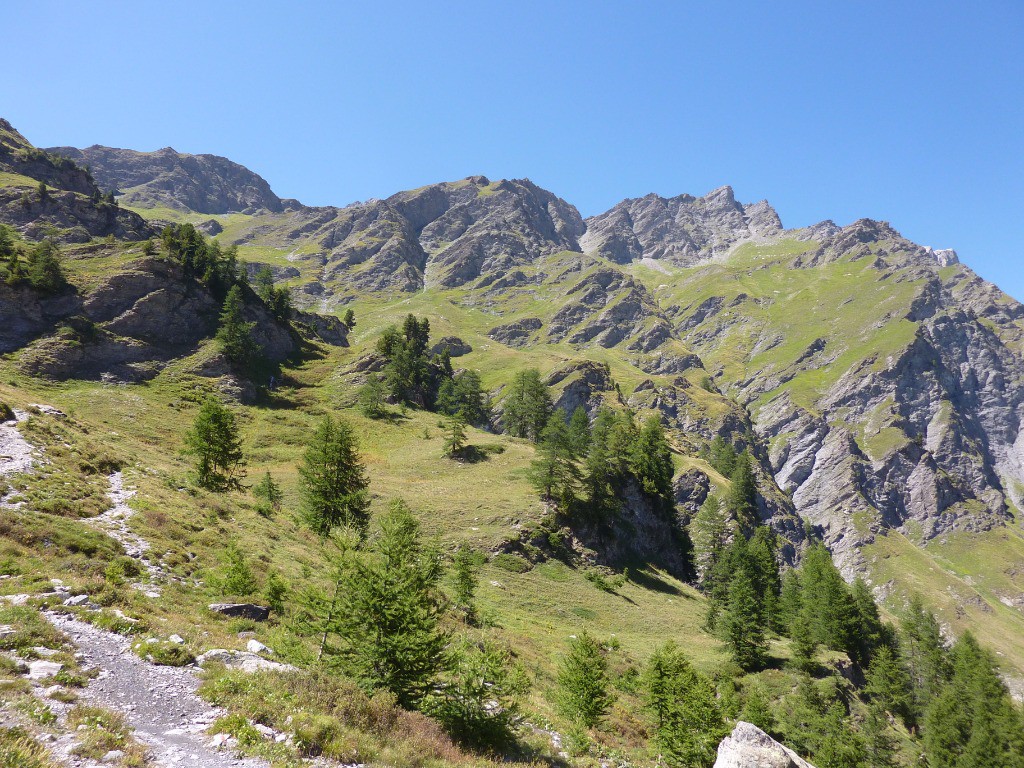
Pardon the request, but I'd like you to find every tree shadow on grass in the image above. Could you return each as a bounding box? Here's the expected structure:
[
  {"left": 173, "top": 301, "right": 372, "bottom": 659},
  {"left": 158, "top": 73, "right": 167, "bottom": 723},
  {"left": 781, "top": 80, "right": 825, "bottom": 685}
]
[
  {"left": 626, "top": 567, "right": 687, "bottom": 596},
  {"left": 451, "top": 443, "right": 505, "bottom": 464}
]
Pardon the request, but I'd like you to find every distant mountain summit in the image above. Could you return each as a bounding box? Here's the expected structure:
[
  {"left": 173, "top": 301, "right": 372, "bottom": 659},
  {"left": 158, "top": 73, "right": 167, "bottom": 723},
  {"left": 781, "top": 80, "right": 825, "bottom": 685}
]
[
  {"left": 581, "top": 185, "right": 784, "bottom": 265},
  {"left": 47, "top": 144, "right": 285, "bottom": 215}
]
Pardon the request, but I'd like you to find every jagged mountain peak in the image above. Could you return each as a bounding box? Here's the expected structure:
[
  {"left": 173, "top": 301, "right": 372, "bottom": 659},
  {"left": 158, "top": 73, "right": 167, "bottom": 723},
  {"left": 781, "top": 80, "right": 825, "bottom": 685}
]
[{"left": 581, "top": 185, "right": 784, "bottom": 266}]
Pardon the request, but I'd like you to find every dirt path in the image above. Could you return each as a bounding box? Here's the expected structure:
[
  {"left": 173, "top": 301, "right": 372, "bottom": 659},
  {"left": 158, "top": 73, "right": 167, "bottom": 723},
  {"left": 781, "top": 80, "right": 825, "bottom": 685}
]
[
  {"left": 46, "top": 613, "right": 271, "bottom": 768},
  {"left": 0, "top": 409, "right": 36, "bottom": 505},
  {"left": 85, "top": 473, "right": 165, "bottom": 594}
]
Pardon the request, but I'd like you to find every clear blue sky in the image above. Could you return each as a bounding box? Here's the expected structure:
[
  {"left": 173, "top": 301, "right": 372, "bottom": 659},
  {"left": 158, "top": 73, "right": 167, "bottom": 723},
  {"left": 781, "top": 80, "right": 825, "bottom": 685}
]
[{"left": 5, "top": 2, "right": 1023, "bottom": 297}]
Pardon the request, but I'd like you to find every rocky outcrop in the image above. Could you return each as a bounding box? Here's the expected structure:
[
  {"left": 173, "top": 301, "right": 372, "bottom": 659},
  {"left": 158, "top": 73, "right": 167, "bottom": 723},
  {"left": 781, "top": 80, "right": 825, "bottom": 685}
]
[
  {"left": 430, "top": 336, "right": 471, "bottom": 357},
  {"left": 48, "top": 145, "right": 285, "bottom": 214},
  {"left": 3, "top": 256, "right": 304, "bottom": 384},
  {"left": 488, "top": 318, "right": 543, "bottom": 347},
  {"left": 0, "top": 185, "right": 152, "bottom": 242},
  {"left": 714, "top": 722, "right": 816, "bottom": 768},
  {"left": 1, "top": 119, "right": 95, "bottom": 194},
  {"left": 546, "top": 267, "right": 673, "bottom": 351},
  {"left": 581, "top": 186, "right": 783, "bottom": 266},
  {"left": 546, "top": 361, "right": 617, "bottom": 417},
  {"left": 0, "top": 119, "right": 151, "bottom": 242}
]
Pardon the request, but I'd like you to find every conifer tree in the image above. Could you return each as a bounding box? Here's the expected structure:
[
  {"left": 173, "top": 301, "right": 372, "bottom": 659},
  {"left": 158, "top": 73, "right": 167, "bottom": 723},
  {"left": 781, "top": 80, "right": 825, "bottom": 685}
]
[
  {"left": 748, "top": 526, "right": 782, "bottom": 631},
  {"left": 264, "top": 570, "right": 288, "bottom": 615},
  {"left": 789, "top": 598, "right": 819, "bottom": 672},
  {"left": 643, "top": 641, "right": 725, "bottom": 767},
  {"left": 864, "top": 644, "right": 912, "bottom": 724},
  {"left": 707, "top": 435, "right": 737, "bottom": 476},
  {"left": 26, "top": 239, "right": 65, "bottom": 293},
  {"left": 922, "top": 632, "right": 1024, "bottom": 768},
  {"left": 725, "top": 451, "right": 758, "bottom": 534},
  {"left": 741, "top": 684, "right": 776, "bottom": 735},
  {"left": 451, "top": 544, "right": 477, "bottom": 618},
  {"left": 779, "top": 568, "right": 803, "bottom": 627},
  {"left": 557, "top": 630, "right": 612, "bottom": 728},
  {"left": 184, "top": 398, "right": 245, "bottom": 490},
  {"left": 0, "top": 224, "right": 15, "bottom": 258},
  {"left": 252, "top": 470, "right": 284, "bottom": 511},
  {"left": 342, "top": 308, "right": 356, "bottom": 328},
  {"left": 690, "top": 495, "right": 728, "bottom": 586},
  {"left": 298, "top": 415, "right": 370, "bottom": 537},
  {"left": 528, "top": 413, "right": 582, "bottom": 508},
  {"left": 800, "top": 544, "right": 859, "bottom": 659},
  {"left": 326, "top": 499, "right": 447, "bottom": 708},
  {"left": 215, "top": 284, "right": 260, "bottom": 369},
  {"left": 358, "top": 375, "right": 388, "bottom": 418},
  {"left": 442, "top": 412, "right": 468, "bottom": 458},
  {"left": 582, "top": 407, "right": 620, "bottom": 518},
  {"left": 427, "top": 637, "right": 529, "bottom": 748},
  {"left": 850, "top": 577, "right": 886, "bottom": 665},
  {"left": 628, "top": 416, "right": 675, "bottom": 506},
  {"left": 722, "top": 560, "right": 768, "bottom": 671},
  {"left": 566, "top": 406, "right": 591, "bottom": 459},
  {"left": 502, "top": 368, "right": 552, "bottom": 441},
  {"left": 436, "top": 370, "right": 489, "bottom": 426},
  {"left": 901, "top": 594, "right": 950, "bottom": 723},
  {"left": 219, "top": 541, "right": 257, "bottom": 596}
]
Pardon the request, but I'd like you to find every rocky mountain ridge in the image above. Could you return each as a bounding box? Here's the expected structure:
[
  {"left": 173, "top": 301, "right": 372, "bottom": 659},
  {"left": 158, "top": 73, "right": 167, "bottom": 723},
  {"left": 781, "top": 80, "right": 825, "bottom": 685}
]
[
  {"left": 36, "top": 131, "right": 1024, "bottom": 626},
  {"left": 47, "top": 144, "right": 286, "bottom": 215}
]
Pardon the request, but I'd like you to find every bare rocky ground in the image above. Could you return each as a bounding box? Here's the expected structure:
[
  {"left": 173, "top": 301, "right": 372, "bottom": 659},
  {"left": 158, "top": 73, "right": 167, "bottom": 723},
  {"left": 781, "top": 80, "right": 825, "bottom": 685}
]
[
  {"left": 0, "top": 409, "right": 37, "bottom": 505},
  {"left": 85, "top": 472, "right": 165, "bottom": 595},
  {"left": 45, "top": 613, "right": 270, "bottom": 768}
]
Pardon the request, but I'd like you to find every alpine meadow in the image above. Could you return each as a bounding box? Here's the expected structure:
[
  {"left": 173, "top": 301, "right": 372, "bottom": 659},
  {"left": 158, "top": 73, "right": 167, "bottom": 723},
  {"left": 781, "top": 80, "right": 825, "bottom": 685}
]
[{"left": 1, "top": 27, "right": 1024, "bottom": 766}]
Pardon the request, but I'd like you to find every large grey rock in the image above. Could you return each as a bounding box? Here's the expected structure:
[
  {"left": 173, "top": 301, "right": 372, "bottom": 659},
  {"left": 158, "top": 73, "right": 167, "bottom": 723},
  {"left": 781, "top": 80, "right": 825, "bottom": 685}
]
[
  {"left": 195, "top": 649, "right": 294, "bottom": 674},
  {"left": 714, "top": 722, "right": 816, "bottom": 768},
  {"left": 208, "top": 603, "right": 270, "bottom": 622},
  {"left": 26, "top": 660, "right": 63, "bottom": 680}
]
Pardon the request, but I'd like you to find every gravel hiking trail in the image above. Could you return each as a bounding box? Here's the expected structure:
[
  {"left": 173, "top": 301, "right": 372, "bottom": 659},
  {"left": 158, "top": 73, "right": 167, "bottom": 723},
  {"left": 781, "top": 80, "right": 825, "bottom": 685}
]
[
  {"left": 86, "top": 472, "right": 166, "bottom": 593},
  {"left": 0, "top": 409, "right": 35, "bottom": 504},
  {"left": 47, "top": 613, "right": 271, "bottom": 768}
]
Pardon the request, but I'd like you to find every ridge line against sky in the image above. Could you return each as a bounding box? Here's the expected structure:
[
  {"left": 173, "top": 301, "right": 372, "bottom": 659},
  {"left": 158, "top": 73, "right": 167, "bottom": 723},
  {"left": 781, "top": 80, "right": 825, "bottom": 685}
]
[{"left": 3, "top": 1, "right": 1022, "bottom": 298}]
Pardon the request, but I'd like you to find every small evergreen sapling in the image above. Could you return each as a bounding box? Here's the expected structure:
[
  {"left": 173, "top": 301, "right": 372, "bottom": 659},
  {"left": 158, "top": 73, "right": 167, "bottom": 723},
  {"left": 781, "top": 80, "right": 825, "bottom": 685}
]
[
  {"left": 557, "top": 630, "right": 613, "bottom": 728},
  {"left": 252, "top": 470, "right": 283, "bottom": 513}
]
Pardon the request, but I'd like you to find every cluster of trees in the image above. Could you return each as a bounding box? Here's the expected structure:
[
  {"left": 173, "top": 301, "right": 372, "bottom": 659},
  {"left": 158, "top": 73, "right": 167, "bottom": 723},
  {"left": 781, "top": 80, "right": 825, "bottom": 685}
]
[
  {"left": 160, "top": 223, "right": 240, "bottom": 299},
  {"left": 160, "top": 224, "right": 300, "bottom": 375},
  {"left": 360, "top": 314, "right": 490, "bottom": 427},
  {"left": 254, "top": 266, "right": 292, "bottom": 320},
  {"left": 555, "top": 632, "right": 725, "bottom": 765},
  {"left": 763, "top": 596, "right": 1024, "bottom": 768},
  {"left": 506, "top": 366, "right": 676, "bottom": 523},
  {"left": 0, "top": 226, "right": 66, "bottom": 293}
]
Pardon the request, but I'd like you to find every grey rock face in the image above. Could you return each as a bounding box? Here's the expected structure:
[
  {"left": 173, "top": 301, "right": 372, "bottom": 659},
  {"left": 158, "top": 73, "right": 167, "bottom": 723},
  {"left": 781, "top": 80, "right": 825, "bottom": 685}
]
[
  {"left": 546, "top": 360, "right": 616, "bottom": 417},
  {"left": 675, "top": 218, "right": 1024, "bottom": 575},
  {"left": 3, "top": 257, "right": 301, "bottom": 383},
  {"left": 47, "top": 145, "right": 284, "bottom": 214},
  {"left": 488, "top": 317, "right": 543, "bottom": 347},
  {"left": 714, "top": 722, "right": 816, "bottom": 768},
  {"left": 582, "top": 186, "right": 783, "bottom": 266}
]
